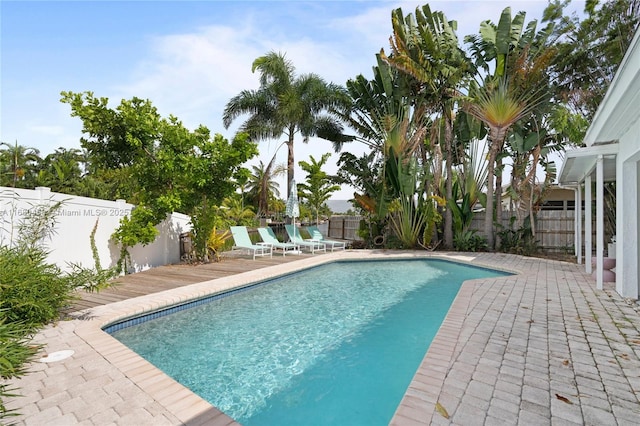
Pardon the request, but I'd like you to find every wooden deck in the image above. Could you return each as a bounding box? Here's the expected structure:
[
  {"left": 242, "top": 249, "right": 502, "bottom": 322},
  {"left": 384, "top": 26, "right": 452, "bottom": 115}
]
[{"left": 69, "top": 251, "right": 314, "bottom": 312}]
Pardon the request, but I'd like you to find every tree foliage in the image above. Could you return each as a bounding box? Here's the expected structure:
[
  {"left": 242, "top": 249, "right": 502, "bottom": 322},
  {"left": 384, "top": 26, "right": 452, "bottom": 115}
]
[
  {"left": 0, "top": 1, "right": 631, "bottom": 258},
  {"left": 61, "top": 91, "right": 258, "bottom": 266},
  {"left": 297, "top": 153, "right": 341, "bottom": 224},
  {"left": 382, "top": 4, "right": 472, "bottom": 249},
  {"left": 550, "top": 0, "right": 640, "bottom": 121},
  {"left": 464, "top": 7, "right": 557, "bottom": 249},
  {"left": 35, "top": 147, "right": 84, "bottom": 194},
  {"left": 246, "top": 160, "right": 286, "bottom": 216},
  {"left": 0, "top": 142, "right": 41, "bottom": 188},
  {"left": 340, "top": 47, "right": 442, "bottom": 248},
  {"left": 223, "top": 51, "right": 352, "bottom": 197}
]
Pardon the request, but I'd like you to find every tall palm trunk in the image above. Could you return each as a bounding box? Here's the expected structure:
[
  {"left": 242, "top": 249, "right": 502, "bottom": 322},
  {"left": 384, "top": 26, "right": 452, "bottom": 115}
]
[
  {"left": 495, "top": 157, "right": 503, "bottom": 248},
  {"left": 285, "top": 130, "right": 296, "bottom": 225},
  {"left": 443, "top": 112, "right": 454, "bottom": 249},
  {"left": 286, "top": 129, "right": 295, "bottom": 197},
  {"left": 484, "top": 148, "right": 497, "bottom": 249},
  {"left": 484, "top": 127, "right": 508, "bottom": 249}
]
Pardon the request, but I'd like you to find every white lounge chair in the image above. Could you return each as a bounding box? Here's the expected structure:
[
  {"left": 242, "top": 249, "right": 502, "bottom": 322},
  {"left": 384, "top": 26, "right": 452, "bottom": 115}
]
[
  {"left": 229, "top": 226, "right": 272, "bottom": 260},
  {"left": 285, "top": 224, "right": 326, "bottom": 254},
  {"left": 306, "top": 225, "right": 347, "bottom": 252},
  {"left": 257, "top": 227, "right": 300, "bottom": 256}
]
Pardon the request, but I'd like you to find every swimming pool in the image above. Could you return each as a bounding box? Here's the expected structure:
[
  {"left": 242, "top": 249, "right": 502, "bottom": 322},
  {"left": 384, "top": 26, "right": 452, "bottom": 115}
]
[{"left": 108, "top": 259, "right": 509, "bottom": 425}]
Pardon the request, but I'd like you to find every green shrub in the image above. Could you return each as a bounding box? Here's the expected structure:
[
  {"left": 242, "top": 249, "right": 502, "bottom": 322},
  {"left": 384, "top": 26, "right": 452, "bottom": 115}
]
[
  {"left": 0, "top": 311, "right": 40, "bottom": 421},
  {"left": 111, "top": 206, "right": 159, "bottom": 273},
  {"left": 0, "top": 199, "right": 118, "bottom": 417},
  {"left": 0, "top": 247, "right": 72, "bottom": 325},
  {"left": 453, "top": 230, "right": 488, "bottom": 252},
  {"left": 497, "top": 216, "right": 539, "bottom": 256},
  {"left": 1, "top": 210, "right": 117, "bottom": 325}
]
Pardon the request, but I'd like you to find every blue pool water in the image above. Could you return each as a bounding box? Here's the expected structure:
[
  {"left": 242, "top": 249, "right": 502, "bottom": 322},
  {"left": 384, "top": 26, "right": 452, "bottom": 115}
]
[{"left": 109, "top": 259, "right": 509, "bottom": 425}]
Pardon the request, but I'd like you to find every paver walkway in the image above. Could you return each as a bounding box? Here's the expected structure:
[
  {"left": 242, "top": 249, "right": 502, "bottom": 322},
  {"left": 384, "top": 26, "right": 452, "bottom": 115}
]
[{"left": 5, "top": 251, "right": 640, "bottom": 425}]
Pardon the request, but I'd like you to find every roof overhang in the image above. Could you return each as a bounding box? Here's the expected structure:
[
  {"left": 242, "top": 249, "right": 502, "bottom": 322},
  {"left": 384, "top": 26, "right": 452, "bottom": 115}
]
[{"left": 558, "top": 141, "right": 619, "bottom": 186}]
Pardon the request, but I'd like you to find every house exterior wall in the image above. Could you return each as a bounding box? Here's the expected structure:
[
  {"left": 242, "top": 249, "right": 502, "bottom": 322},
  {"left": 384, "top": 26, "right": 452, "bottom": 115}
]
[
  {"left": 539, "top": 187, "right": 577, "bottom": 211},
  {"left": 618, "top": 120, "right": 640, "bottom": 298},
  {"left": 586, "top": 28, "right": 640, "bottom": 299},
  {"left": 0, "top": 186, "right": 192, "bottom": 273}
]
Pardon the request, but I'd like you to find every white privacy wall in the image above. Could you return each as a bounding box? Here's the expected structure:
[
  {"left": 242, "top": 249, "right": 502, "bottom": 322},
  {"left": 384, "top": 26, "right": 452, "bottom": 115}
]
[{"left": 0, "top": 186, "right": 192, "bottom": 273}]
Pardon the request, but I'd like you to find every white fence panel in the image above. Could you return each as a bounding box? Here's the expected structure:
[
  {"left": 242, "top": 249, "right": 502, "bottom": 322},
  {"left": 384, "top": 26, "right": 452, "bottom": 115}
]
[{"left": 0, "top": 186, "right": 191, "bottom": 273}]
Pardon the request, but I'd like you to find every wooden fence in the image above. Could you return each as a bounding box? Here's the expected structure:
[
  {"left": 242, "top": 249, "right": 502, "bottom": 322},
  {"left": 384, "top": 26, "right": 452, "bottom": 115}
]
[
  {"left": 329, "top": 210, "right": 591, "bottom": 253},
  {"left": 469, "top": 210, "right": 592, "bottom": 253},
  {"left": 327, "top": 216, "right": 363, "bottom": 241}
]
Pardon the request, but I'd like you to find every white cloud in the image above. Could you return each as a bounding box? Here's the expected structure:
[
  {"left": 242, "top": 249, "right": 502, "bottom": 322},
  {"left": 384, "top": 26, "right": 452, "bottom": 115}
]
[
  {"left": 113, "top": 24, "right": 267, "bottom": 132},
  {"left": 31, "top": 125, "right": 66, "bottom": 137},
  {"left": 110, "top": 20, "right": 375, "bottom": 199},
  {"left": 1, "top": 100, "right": 84, "bottom": 154}
]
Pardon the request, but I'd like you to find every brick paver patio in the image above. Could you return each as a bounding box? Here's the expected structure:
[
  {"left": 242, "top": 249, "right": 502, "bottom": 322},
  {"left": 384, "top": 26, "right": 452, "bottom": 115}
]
[{"left": 5, "top": 251, "right": 640, "bottom": 425}]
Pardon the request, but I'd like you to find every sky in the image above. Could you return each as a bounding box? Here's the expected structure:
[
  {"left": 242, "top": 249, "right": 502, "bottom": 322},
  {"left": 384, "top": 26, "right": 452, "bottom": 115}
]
[{"left": 1, "top": 0, "right": 586, "bottom": 200}]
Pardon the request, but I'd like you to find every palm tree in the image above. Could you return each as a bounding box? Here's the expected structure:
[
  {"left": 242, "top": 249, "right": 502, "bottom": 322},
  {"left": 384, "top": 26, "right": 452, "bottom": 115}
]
[
  {"left": 339, "top": 54, "right": 414, "bottom": 153},
  {"left": 381, "top": 4, "right": 472, "bottom": 249},
  {"left": 339, "top": 53, "right": 433, "bottom": 244},
  {"left": 246, "top": 160, "right": 286, "bottom": 216},
  {"left": 223, "top": 51, "right": 351, "bottom": 197},
  {"left": 222, "top": 196, "right": 256, "bottom": 226},
  {"left": 0, "top": 141, "right": 41, "bottom": 188},
  {"left": 464, "top": 7, "right": 555, "bottom": 249},
  {"left": 36, "top": 147, "right": 84, "bottom": 194},
  {"left": 466, "top": 80, "right": 537, "bottom": 248},
  {"left": 297, "top": 153, "right": 341, "bottom": 224}
]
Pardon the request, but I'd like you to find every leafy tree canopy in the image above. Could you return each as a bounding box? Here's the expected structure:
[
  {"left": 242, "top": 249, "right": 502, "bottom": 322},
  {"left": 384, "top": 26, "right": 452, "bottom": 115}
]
[
  {"left": 0, "top": 141, "right": 41, "bottom": 188},
  {"left": 61, "top": 91, "right": 258, "bottom": 218},
  {"left": 223, "top": 51, "right": 351, "bottom": 196},
  {"left": 549, "top": 0, "right": 640, "bottom": 120},
  {"left": 297, "top": 153, "right": 341, "bottom": 223},
  {"left": 61, "top": 91, "right": 258, "bottom": 258}
]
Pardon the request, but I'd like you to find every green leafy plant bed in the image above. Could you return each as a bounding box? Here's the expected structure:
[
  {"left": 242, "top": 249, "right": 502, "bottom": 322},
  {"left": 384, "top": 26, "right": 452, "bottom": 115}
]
[
  {"left": 0, "top": 199, "right": 118, "bottom": 419},
  {"left": 453, "top": 230, "right": 488, "bottom": 252}
]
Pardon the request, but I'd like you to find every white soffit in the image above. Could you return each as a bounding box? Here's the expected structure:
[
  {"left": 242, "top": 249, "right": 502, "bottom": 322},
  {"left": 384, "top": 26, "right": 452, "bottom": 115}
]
[{"left": 558, "top": 142, "right": 619, "bottom": 185}]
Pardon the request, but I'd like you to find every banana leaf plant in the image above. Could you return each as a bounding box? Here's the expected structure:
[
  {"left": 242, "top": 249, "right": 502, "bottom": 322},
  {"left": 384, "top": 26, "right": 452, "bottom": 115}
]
[
  {"left": 389, "top": 195, "right": 426, "bottom": 248},
  {"left": 448, "top": 181, "right": 474, "bottom": 235}
]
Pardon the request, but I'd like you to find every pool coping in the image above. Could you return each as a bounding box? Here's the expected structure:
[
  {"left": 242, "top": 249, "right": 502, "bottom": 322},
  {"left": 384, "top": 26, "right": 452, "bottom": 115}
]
[{"left": 73, "top": 250, "right": 520, "bottom": 425}]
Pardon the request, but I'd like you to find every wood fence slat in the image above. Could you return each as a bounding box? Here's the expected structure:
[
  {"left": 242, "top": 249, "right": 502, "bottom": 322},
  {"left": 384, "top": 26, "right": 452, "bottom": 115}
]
[{"left": 329, "top": 209, "right": 595, "bottom": 252}]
